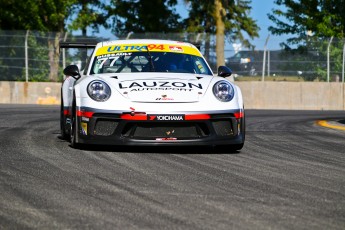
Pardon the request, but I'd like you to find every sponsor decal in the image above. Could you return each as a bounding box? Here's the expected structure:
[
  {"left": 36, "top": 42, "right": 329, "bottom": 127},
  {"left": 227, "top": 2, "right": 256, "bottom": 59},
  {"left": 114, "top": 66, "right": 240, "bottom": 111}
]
[
  {"left": 195, "top": 60, "right": 206, "bottom": 73},
  {"left": 119, "top": 81, "right": 203, "bottom": 91},
  {"left": 169, "top": 46, "right": 183, "bottom": 52},
  {"left": 95, "top": 44, "right": 202, "bottom": 57},
  {"left": 97, "top": 53, "right": 132, "bottom": 59},
  {"left": 166, "top": 130, "right": 175, "bottom": 135},
  {"left": 155, "top": 94, "right": 174, "bottom": 101},
  {"left": 107, "top": 45, "right": 148, "bottom": 52},
  {"left": 130, "top": 88, "right": 193, "bottom": 92},
  {"left": 120, "top": 113, "right": 210, "bottom": 121},
  {"left": 81, "top": 122, "right": 88, "bottom": 135},
  {"left": 156, "top": 137, "right": 177, "bottom": 141},
  {"left": 81, "top": 117, "right": 90, "bottom": 122},
  {"left": 106, "top": 44, "right": 164, "bottom": 53},
  {"left": 148, "top": 115, "right": 185, "bottom": 121}
]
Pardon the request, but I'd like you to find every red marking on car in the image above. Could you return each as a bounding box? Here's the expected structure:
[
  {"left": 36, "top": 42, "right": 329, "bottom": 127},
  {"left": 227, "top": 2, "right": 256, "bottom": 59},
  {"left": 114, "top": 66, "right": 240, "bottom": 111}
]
[
  {"left": 77, "top": 110, "right": 94, "bottom": 118},
  {"left": 169, "top": 46, "right": 183, "bottom": 52},
  {"left": 156, "top": 137, "right": 177, "bottom": 141},
  {"left": 156, "top": 97, "right": 174, "bottom": 101},
  {"left": 149, "top": 115, "right": 156, "bottom": 120},
  {"left": 234, "top": 112, "right": 244, "bottom": 119},
  {"left": 185, "top": 114, "right": 211, "bottom": 120},
  {"left": 63, "top": 109, "right": 70, "bottom": 116},
  {"left": 121, "top": 114, "right": 147, "bottom": 120}
]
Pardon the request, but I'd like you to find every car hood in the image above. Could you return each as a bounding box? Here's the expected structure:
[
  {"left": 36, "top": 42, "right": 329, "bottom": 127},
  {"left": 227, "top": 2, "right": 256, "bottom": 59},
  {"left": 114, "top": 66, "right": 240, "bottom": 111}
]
[{"left": 103, "top": 73, "right": 213, "bottom": 103}]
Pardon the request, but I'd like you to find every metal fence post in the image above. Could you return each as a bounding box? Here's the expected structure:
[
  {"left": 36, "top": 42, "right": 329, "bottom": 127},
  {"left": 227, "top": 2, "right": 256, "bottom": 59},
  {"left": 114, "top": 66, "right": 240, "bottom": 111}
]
[
  {"left": 62, "top": 32, "right": 68, "bottom": 79},
  {"left": 267, "top": 50, "right": 270, "bottom": 77},
  {"left": 327, "top": 36, "right": 333, "bottom": 82},
  {"left": 262, "top": 35, "right": 270, "bottom": 81},
  {"left": 25, "top": 30, "right": 29, "bottom": 82},
  {"left": 341, "top": 40, "right": 345, "bottom": 84}
]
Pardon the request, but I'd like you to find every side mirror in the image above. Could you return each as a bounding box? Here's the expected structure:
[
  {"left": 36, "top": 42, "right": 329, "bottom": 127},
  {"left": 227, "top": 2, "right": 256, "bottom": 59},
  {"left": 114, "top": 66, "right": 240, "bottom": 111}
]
[
  {"left": 63, "top": 65, "right": 81, "bottom": 79},
  {"left": 217, "top": 66, "right": 232, "bottom": 77}
]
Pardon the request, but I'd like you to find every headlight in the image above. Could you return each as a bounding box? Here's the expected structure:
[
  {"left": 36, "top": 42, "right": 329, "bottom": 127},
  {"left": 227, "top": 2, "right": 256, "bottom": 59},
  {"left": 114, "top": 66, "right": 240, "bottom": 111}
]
[
  {"left": 213, "top": 80, "right": 234, "bottom": 102},
  {"left": 87, "top": 80, "right": 111, "bottom": 102}
]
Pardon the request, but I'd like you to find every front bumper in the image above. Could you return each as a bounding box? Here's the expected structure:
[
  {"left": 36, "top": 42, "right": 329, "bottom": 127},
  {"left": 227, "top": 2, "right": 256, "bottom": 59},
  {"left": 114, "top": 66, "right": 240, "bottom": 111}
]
[{"left": 74, "top": 109, "right": 245, "bottom": 147}]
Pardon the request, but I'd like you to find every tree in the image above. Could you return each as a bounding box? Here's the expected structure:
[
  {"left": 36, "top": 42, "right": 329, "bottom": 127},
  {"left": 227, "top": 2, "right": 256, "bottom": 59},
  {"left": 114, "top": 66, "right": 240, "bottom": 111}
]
[
  {"left": 268, "top": 0, "right": 345, "bottom": 42},
  {"left": 67, "top": 0, "right": 108, "bottom": 69},
  {"left": 182, "top": 1, "right": 214, "bottom": 63},
  {"left": 107, "top": 0, "right": 183, "bottom": 38},
  {"left": 268, "top": 0, "right": 345, "bottom": 81},
  {"left": 0, "top": 0, "right": 76, "bottom": 81},
  {"left": 184, "top": 0, "right": 259, "bottom": 67},
  {"left": 68, "top": 0, "right": 108, "bottom": 37}
]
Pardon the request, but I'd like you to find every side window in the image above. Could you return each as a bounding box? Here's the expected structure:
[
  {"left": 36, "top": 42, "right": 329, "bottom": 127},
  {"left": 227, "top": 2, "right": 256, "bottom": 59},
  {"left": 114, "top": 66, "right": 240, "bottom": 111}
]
[{"left": 193, "top": 57, "right": 209, "bottom": 74}]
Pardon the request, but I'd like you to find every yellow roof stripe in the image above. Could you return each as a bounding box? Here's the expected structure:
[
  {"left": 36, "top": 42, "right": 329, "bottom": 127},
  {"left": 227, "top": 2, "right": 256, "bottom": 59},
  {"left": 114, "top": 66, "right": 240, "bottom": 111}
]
[{"left": 95, "top": 43, "right": 202, "bottom": 57}]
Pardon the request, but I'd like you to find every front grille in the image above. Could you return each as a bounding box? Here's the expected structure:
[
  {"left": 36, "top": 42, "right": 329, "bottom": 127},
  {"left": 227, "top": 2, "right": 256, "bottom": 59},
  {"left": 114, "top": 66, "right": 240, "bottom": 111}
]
[
  {"left": 90, "top": 115, "right": 237, "bottom": 140},
  {"left": 94, "top": 120, "right": 118, "bottom": 136},
  {"left": 212, "top": 120, "right": 234, "bottom": 136},
  {"left": 122, "top": 122, "right": 209, "bottom": 139}
]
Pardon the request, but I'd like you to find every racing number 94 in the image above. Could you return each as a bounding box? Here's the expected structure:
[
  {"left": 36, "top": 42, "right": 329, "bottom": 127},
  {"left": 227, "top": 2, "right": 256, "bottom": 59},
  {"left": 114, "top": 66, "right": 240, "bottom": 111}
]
[{"left": 147, "top": 44, "right": 164, "bottom": 50}]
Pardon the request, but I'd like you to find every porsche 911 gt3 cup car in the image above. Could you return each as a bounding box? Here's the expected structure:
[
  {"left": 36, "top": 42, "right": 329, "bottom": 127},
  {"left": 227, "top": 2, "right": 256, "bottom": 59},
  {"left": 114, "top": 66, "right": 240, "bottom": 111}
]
[{"left": 60, "top": 39, "right": 245, "bottom": 150}]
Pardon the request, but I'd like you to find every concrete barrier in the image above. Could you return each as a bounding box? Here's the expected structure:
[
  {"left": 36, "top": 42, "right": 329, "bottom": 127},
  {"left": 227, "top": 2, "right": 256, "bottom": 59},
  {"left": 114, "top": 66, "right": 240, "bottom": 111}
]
[
  {"left": 236, "top": 82, "right": 345, "bottom": 110},
  {"left": 0, "top": 82, "right": 61, "bottom": 105},
  {"left": 0, "top": 81, "right": 344, "bottom": 110}
]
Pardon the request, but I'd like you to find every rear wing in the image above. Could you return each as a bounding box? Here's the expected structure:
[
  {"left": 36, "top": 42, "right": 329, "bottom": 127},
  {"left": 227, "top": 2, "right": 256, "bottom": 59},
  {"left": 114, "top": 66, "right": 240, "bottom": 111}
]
[
  {"left": 60, "top": 41, "right": 98, "bottom": 76},
  {"left": 59, "top": 41, "right": 97, "bottom": 49}
]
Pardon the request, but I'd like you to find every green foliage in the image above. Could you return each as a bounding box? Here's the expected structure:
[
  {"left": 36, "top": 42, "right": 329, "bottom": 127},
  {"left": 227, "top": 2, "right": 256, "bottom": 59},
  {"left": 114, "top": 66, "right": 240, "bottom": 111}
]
[
  {"left": 0, "top": 31, "right": 25, "bottom": 81},
  {"left": 313, "top": 38, "right": 344, "bottom": 81},
  {"left": 184, "top": 0, "right": 259, "bottom": 47},
  {"left": 278, "top": 46, "right": 322, "bottom": 81},
  {"left": 268, "top": 0, "right": 345, "bottom": 41},
  {"left": 0, "top": 0, "right": 76, "bottom": 32},
  {"left": 68, "top": 0, "right": 108, "bottom": 35},
  {"left": 268, "top": 0, "right": 345, "bottom": 81},
  {"left": 0, "top": 0, "right": 260, "bottom": 81},
  {"left": 107, "top": 0, "right": 183, "bottom": 37},
  {"left": 25, "top": 32, "right": 50, "bottom": 82}
]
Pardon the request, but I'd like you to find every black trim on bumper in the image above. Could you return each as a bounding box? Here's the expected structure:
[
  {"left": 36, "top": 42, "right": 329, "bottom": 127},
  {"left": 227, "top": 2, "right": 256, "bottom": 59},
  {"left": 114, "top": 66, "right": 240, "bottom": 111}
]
[{"left": 75, "top": 111, "right": 245, "bottom": 147}]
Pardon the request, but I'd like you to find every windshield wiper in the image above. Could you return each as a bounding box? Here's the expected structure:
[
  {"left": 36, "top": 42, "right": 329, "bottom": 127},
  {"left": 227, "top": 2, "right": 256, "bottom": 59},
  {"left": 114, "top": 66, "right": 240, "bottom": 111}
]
[{"left": 145, "top": 46, "right": 155, "bottom": 72}]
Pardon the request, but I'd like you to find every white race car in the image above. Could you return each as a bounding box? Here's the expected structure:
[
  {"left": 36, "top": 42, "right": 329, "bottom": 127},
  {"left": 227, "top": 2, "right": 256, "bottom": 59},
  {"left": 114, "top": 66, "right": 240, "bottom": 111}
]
[{"left": 60, "top": 39, "right": 245, "bottom": 150}]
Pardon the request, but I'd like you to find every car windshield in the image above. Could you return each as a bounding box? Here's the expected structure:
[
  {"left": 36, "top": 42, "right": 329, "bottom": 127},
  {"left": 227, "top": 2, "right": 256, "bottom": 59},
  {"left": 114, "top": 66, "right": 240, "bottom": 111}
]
[{"left": 90, "top": 51, "right": 213, "bottom": 75}]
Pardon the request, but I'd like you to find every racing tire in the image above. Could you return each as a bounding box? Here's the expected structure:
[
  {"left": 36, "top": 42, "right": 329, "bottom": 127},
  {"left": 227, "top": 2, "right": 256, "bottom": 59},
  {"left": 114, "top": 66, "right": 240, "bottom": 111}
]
[
  {"left": 70, "top": 95, "right": 81, "bottom": 149},
  {"left": 233, "top": 112, "right": 246, "bottom": 151},
  {"left": 60, "top": 95, "right": 69, "bottom": 140},
  {"left": 231, "top": 143, "right": 244, "bottom": 151},
  {"left": 215, "top": 113, "right": 246, "bottom": 152}
]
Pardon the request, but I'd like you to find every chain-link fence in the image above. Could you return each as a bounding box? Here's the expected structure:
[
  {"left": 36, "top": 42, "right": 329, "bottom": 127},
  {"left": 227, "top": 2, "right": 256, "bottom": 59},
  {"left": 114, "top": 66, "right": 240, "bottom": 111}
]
[{"left": 1, "top": 30, "right": 344, "bottom": 82}]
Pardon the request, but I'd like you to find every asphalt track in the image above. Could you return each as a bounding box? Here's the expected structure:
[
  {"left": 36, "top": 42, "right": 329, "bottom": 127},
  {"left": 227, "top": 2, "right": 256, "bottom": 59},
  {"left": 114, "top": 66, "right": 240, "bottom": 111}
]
[{"left": 0, "top": 105, "right": 344, "bottom": 229}]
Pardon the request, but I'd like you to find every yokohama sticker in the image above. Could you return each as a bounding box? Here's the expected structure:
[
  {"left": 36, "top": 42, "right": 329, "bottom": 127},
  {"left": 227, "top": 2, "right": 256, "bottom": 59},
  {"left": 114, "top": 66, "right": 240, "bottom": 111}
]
[{"left": 148, "top": 115, "right": 185, "bottom": 121}]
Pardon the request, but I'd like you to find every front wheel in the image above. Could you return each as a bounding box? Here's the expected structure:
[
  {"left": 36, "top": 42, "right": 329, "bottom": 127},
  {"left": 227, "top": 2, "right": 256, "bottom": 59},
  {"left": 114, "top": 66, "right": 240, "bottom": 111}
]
[
  {"left": 70, "top": 96, "right": 81, "bottom": 149},
  {"left": 60, "top": 96, "right": 69, "bottom": 140},
  {"left": 231, "top": 143, "right": 244, "bottom": 151}
]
